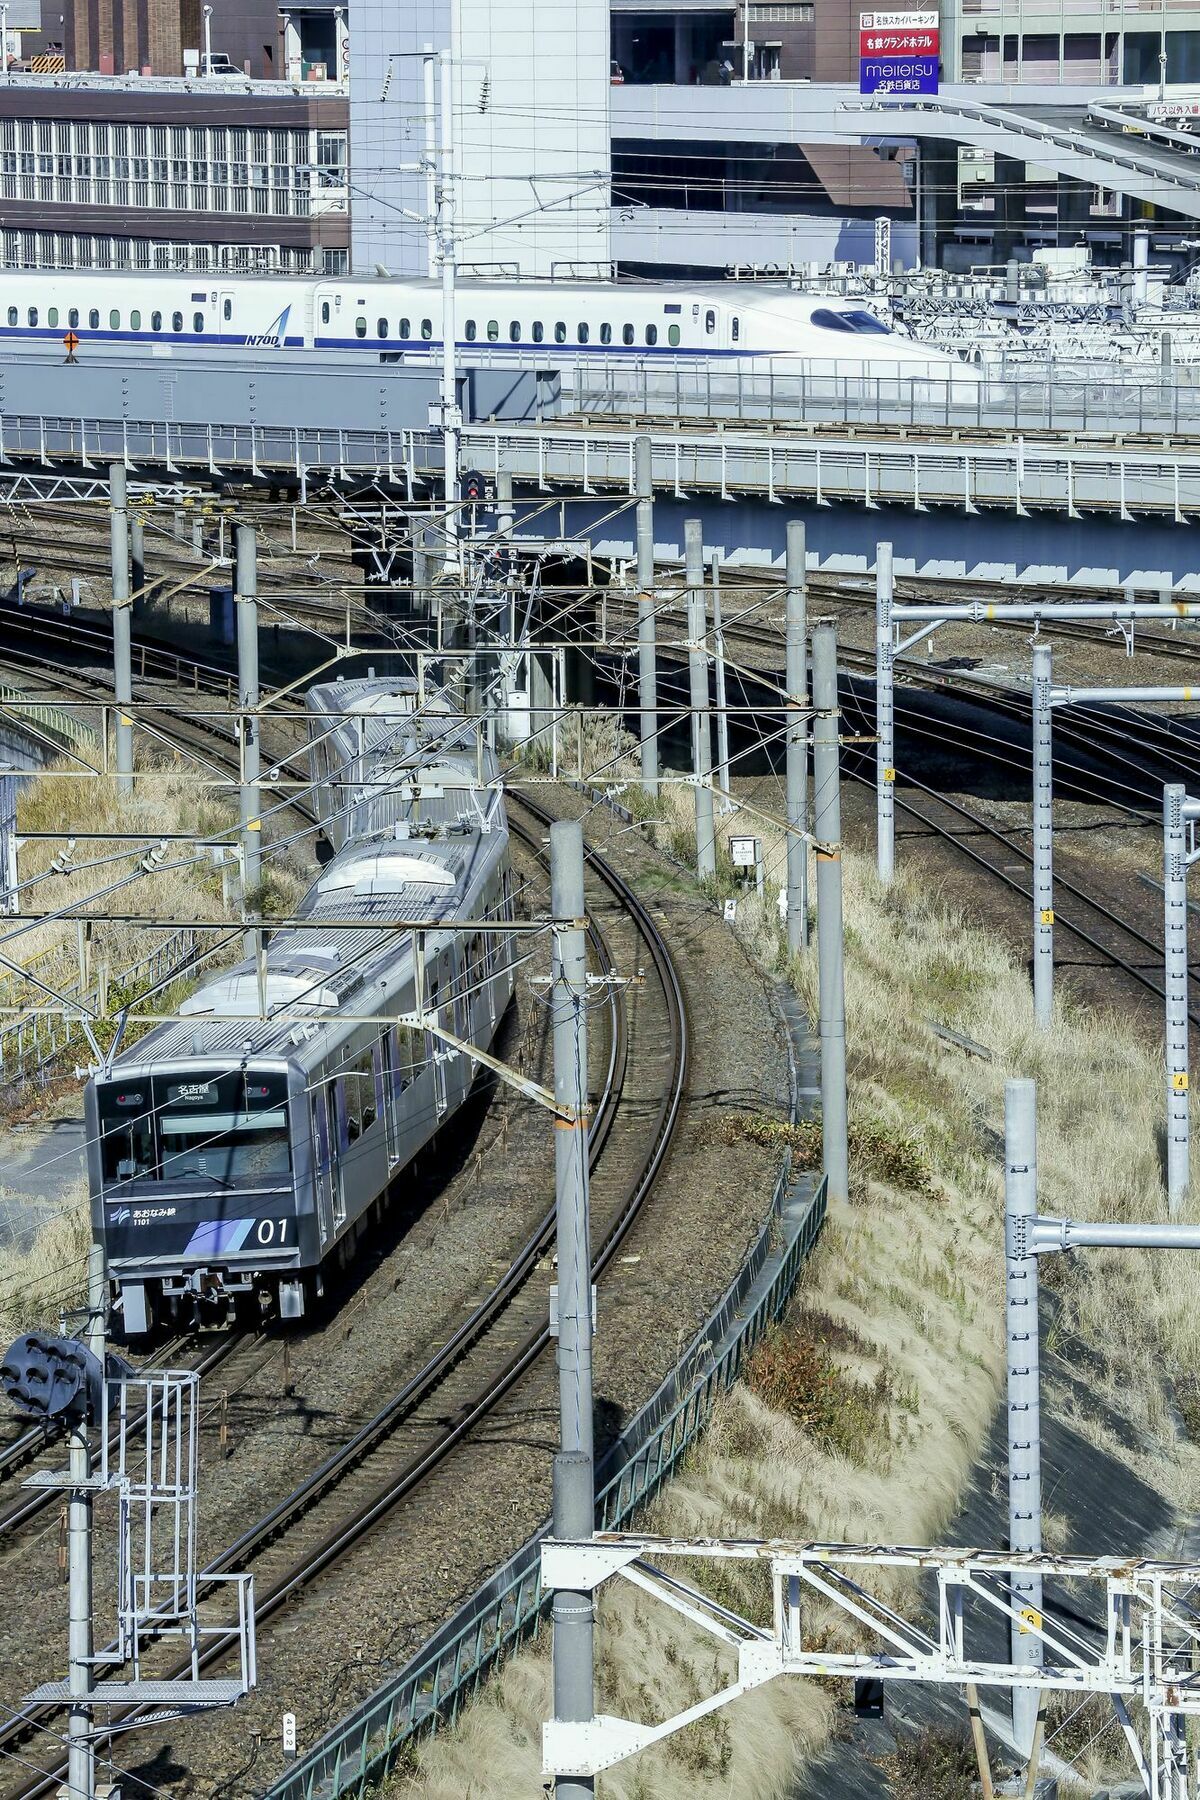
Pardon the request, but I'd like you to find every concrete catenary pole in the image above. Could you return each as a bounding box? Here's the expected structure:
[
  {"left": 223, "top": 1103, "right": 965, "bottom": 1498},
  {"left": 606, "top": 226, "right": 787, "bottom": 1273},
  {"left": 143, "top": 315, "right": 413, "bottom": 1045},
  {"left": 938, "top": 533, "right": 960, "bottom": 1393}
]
[
  {"left": 110, "top": 463, "right": 133, "bottom": 798},
  {"left": 634, "top": 434, "right": 659, "bottom": 799},
  {"left": 66, "top": 1411, "right": 94, "bottom": 1800},
  {"left": 811, "top": 624, "right": 848, "bottom": 1205},
  {"left": 684, "top": 520, "right": 716, "bottom": 882},
  {"left": 1164, "top": 783, "right": 1194, "bottom": 1214},
  {"left": 1032, "top": 643, "right": 1054, "bottom": 1028},
  {"left": 549, "top": 818, "right": 596, "bottom": 1800},
  {"left": 711, "top": 555, "right": 731, "bottom": 812},
  {"left": 785, "top": 521, "right": 809, "bottom": 955},
  {"left": 875, "top": 540, "right": 895, "bottom": 884},
  {"left": 1004, "top": 1078, "right": 1043, "bottom": 1760},
  {"left": 236, "top": 525, "right": 262, "bottom": 952}
]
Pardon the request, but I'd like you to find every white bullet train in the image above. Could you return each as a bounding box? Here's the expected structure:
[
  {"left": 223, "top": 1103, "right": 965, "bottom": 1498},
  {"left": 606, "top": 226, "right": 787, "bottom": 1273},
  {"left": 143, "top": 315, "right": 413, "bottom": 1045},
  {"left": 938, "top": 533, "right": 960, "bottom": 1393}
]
[{"left": 0, "top": 269, "right": 971, "bottom": 377}]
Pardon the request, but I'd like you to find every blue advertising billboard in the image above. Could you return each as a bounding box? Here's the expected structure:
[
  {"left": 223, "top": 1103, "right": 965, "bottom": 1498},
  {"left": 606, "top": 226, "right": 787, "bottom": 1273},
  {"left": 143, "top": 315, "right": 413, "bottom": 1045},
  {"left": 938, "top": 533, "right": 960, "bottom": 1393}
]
[{"left": 859, "top": 12, "right": 939, "bottom": 94}]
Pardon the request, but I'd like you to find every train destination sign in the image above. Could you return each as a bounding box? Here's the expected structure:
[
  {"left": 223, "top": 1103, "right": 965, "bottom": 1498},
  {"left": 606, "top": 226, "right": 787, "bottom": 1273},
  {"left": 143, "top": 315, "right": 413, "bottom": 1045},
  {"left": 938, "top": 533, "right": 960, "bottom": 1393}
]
[{"left": 859, "top": 9, "right": 939, "bottom": 93}]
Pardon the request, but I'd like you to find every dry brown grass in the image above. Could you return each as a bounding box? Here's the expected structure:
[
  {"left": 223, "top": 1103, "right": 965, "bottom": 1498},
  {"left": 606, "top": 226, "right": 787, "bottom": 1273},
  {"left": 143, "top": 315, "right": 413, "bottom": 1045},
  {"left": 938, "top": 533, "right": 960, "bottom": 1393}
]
[
  {"left": 0, "top": 1176, "right": 90, "bottom": 1340},
  {"left": 383, "top": 761, "right": 1196, "bottom": 1800}
]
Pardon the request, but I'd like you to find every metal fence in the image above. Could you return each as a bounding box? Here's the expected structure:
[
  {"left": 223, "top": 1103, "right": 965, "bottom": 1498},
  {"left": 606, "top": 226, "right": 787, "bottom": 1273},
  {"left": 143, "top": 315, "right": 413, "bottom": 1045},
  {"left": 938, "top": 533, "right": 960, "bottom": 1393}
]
[
  {"left": 0, "top": 923, "right": 202, "bottom": 1085},
  {"left": 265, "top": 1161, "right": 828, "bottom": 1800},
  {"left": 565, "top": 359, "right": 1200, "bottom": 438}
]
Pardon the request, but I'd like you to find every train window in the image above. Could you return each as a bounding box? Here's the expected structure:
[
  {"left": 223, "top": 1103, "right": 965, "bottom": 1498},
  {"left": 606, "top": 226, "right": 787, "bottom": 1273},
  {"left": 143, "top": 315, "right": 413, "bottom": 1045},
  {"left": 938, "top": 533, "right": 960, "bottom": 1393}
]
[
  {"left": 668, "top": 324, "right": 680, "bottom": 347},
  {"left": 89, "top": 309, "right": 99, "bottom": 329},
  {"left": 421, "top": 318, "right": 432, "bottom": 339},
  {"left": 486, "top": 319, "right": 499, "bottom": 341},
  {"left": 732, "top": 316, "right": 740, "bottom": 342},
  {"left": 600, "top": 323, "right": 612, "bottom": 344},
  {"left": 509, "top": 320, "right": 520, "bottom": 342},
  {"left": 110, "top": 309, "right": 120, "bottom": 330},
  {"left": 100, "top": 1101, "right": 155, "bottom": 1182},
  {"left": 622, "top": 324, "right": 634, "bottom": 345},
  {"left": 68, "top": 308, "right": 78, "bottom": 328},
  {"left": 27, "top": 307, "right": 37, "bottom": 327},
  {"left": 354, "top": 315, "right": 366, "bottom": 338},
  {"left": 171, "top": 311, "right": 183, "bottom": 332},
  {"left": 399, "top": 317, "right": 410, "bottom": 338},
  {"left": 321, "top": 300, "right": 330, "bottom": 324},
  {"left": 151, "top": 310, "right": 162, "bottom": 331},
  {"left": 645, "top": 324, "right": 658, "bottom": 346},
  {"left": 192, "top": 312, "right": 203, "bottom": 333},
  {"left": 48, "top": 307, "right": 58, "bottom": 328},
  {"left": 705, "top": 309, "right": 716, "bottom": 334},
  {"left": 5, "top": 308, "right": 14, "bottom": 327},
  {"left": 130, "top": 309, "right": 140, "bottom": 329},
  {"left": 532, "top": 321, "right": 544, "bottom": 343},
  {"left": 843, "top": 309, "right": 891, "bottom": 335},
  {"left": 577, "top": 322, "right": 589, "bottom": 344},
  {"left": 376, "top": 317, "right": 388, "bottom": 338},
  {"left": 223, "top": 297, "right": 232, "bottom": 321},
  {"left": 554, "top": 321, "right": 566, "bottom": 343},
  {"left": 464, "top": 320, "right": 477, "bottom": 341},
  {"left": 810, "top": 308, "right": 855, "bottom": 333}
]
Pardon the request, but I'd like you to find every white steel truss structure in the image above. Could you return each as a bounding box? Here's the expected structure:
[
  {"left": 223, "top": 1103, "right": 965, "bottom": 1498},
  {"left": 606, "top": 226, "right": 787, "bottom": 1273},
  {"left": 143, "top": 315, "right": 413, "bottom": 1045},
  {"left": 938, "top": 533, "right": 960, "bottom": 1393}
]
[{"left": 541, "top": 1534, "right": 1200, "bottom": 1797}]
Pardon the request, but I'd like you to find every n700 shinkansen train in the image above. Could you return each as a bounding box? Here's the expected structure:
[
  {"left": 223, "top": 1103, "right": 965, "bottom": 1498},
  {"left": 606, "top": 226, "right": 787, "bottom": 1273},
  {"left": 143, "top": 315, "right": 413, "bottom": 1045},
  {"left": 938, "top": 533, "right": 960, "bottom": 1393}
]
[{"left": 0, "top": 269, "right": 970, "bottom": 377}]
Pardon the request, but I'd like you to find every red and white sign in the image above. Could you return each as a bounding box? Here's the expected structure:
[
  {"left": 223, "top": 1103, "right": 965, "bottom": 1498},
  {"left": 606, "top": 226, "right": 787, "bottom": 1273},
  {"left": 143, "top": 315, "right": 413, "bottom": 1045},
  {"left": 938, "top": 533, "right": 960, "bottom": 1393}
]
[{"left": 860, "top": 26, "right": 938, "bottom": 53}]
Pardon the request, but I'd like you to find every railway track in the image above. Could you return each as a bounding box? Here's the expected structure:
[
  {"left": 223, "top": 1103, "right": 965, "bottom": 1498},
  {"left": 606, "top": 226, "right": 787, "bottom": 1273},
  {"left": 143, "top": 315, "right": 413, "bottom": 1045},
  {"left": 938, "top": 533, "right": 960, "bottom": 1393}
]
[{"left": 0, "top": 638, "right": 688, "bottom": 1798}]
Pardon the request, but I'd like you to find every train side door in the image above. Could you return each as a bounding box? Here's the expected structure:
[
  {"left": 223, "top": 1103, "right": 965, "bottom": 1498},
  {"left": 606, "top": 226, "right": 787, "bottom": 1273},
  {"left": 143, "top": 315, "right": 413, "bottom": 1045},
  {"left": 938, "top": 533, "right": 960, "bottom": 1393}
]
[
  {"left": 311, "top": 1086, "right": 334, "bottom": 1240},
  {"left": 378, "top": 1032, "right": 399, "bottom": 1165}
]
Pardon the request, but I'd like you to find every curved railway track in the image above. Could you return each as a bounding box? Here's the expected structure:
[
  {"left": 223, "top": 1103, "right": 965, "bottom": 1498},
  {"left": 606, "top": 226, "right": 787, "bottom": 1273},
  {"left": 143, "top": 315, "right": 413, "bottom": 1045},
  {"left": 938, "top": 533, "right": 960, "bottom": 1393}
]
[{"left": 0, "top": 638, "right": 688, "bottom": 1799}]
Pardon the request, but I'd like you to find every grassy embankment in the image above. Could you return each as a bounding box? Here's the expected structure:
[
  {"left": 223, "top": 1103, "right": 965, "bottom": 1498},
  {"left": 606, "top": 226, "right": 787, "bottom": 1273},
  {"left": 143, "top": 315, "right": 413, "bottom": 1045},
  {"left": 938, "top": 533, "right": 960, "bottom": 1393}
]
[
  {"left": 384, "top": 724, "right": 1200, "bottom": 1798},
  {"left": 0, "top": 757, "right": 308, "bottom": 1339}
]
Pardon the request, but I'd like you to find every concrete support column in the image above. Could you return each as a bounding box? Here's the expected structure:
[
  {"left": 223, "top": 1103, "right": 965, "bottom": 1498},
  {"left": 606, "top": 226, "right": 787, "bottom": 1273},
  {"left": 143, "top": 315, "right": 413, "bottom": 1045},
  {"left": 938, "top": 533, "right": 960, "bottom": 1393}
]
[
  {"left": 110, "top": 463, "right": 133, "bottom": 798},
  {"left": 1164, "top": 783, "right": 1192, "bottom": 1215},
  {"left": 1031, "top": 644, "right": 1054, "bottom": 1028},
  {"left": 1004, "top": 1077, "right": 1044, "bottom": 1759},
  {"left": 684, "top": 519, "right": 716, "bottom": 882},
  {"left": 811, "top": 623, "right": 848, "bottom": 1206},
  {"left": 875, "top": 541, "right": 895, "bottom": 884},
  {"left": 549, "top": 817, "right": 595, "bottom": 1800},
  {"left": 634, "top": 434, "right": 659, "bottom": 798},
  {"left": 785, "top": 520, "right": 808, "bottom": 955}
]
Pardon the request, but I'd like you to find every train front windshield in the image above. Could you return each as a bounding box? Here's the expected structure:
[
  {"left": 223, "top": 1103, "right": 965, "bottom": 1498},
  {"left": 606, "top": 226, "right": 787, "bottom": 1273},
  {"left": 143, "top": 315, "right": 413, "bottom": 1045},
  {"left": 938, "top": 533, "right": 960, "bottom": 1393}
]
[{"left": 99, "top": 1070, "right": 292, "bottom": 1186}]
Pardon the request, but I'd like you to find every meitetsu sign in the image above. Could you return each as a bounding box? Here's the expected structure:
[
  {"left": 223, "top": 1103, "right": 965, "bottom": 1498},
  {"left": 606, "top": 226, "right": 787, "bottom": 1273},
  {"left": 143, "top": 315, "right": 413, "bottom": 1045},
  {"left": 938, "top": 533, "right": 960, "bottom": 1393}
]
[{"left": 859, "top": 10, "right": 939, "bottom": 94}]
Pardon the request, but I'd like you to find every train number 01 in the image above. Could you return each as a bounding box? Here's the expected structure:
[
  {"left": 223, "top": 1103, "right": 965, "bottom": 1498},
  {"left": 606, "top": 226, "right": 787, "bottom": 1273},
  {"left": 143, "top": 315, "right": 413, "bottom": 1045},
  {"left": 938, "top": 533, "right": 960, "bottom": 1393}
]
[{"left": 255, "top": 1217, "right": 289, "bottom": 1244}]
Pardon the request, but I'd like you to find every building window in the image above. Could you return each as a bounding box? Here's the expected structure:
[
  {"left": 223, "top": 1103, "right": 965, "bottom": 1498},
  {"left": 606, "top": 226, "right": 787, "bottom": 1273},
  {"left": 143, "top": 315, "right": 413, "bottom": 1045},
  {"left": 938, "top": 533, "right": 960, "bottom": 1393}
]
[
  {"left": 746, "top": 2, "right": 812, "bottom": 16},
  {"left": 321, "top": 247, "right": 347, "bottom": 274}
]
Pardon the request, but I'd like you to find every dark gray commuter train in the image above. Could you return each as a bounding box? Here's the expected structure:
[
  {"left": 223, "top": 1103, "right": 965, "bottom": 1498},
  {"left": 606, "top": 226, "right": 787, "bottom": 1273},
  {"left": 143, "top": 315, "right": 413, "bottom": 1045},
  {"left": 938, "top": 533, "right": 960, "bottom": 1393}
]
[{"left": 86, "top": 679, "right": 515, "bottom": 1336}]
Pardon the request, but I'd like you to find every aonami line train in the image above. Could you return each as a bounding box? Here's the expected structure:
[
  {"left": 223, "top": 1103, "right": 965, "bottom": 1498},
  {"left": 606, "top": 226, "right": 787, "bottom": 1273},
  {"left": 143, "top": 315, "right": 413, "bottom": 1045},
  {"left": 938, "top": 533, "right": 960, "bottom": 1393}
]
[
  {"left": 85, "top": 680, "right": 515, "bottom": 1337},
  {"left": 0, "top": 269, "right": 972, "bottom": 378}
]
